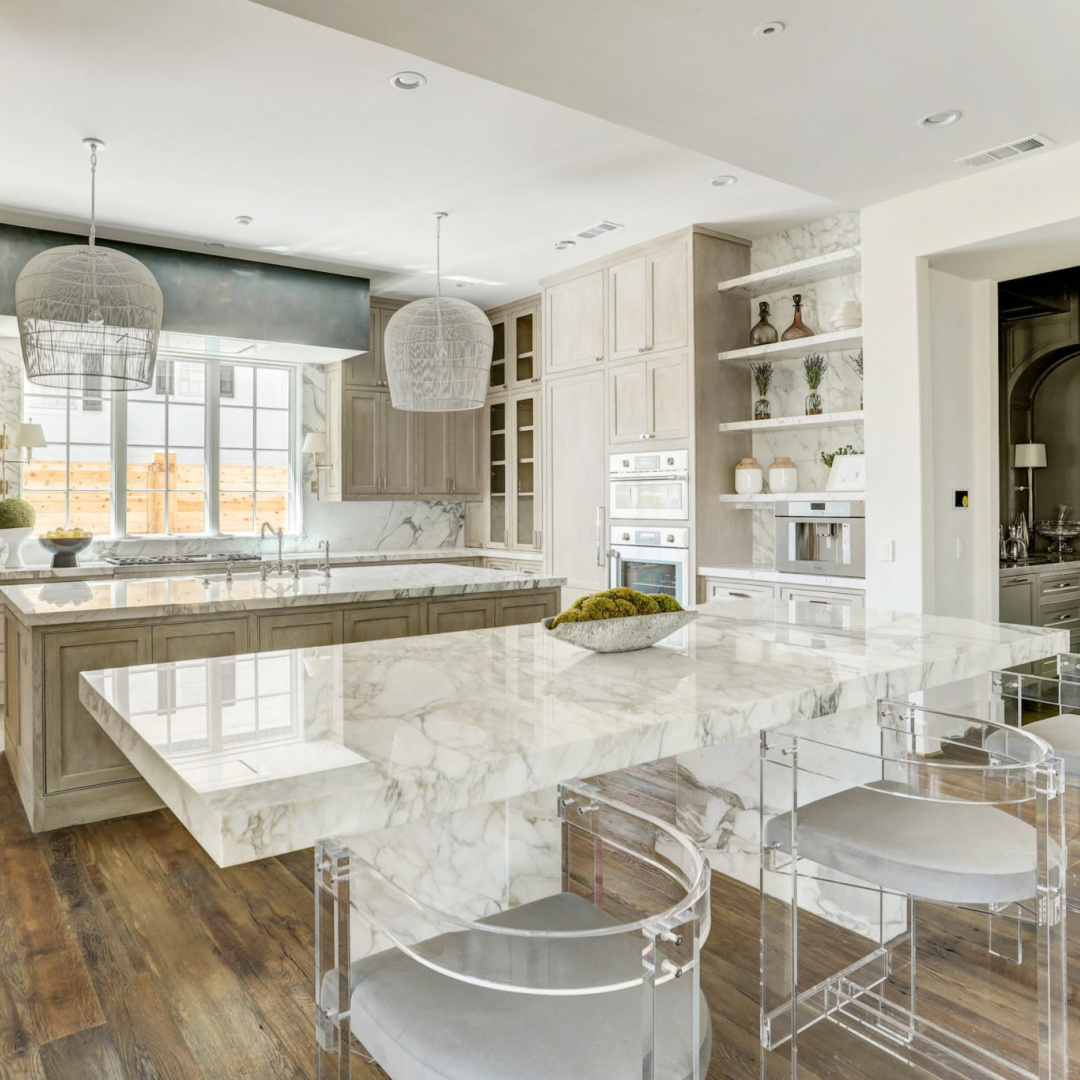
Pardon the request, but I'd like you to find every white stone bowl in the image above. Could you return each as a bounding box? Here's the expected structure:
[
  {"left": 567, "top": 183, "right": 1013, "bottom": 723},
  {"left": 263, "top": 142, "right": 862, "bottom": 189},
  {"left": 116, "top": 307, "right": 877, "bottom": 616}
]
[{"left": 541, "top": 609, "right": 698, "bottom": 653}]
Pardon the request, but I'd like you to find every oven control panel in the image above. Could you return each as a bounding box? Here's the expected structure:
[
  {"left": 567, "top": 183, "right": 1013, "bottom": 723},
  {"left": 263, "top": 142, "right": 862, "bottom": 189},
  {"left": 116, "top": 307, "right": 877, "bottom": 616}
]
[{"left": 610, "top": 526, "right": 689, "bottom": 549}]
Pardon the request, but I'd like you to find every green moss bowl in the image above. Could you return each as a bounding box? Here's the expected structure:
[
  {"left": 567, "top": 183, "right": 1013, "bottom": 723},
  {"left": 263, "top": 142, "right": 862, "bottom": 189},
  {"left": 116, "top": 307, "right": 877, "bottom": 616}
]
[{"left": 541, "top": 609, "right": 698, "bottom": 653}]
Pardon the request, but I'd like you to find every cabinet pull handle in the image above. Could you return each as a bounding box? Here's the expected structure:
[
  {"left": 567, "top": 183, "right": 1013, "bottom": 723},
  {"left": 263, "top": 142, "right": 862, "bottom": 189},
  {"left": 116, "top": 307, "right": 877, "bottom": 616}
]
[
  {"left": 1050, "top": 581, "right": 1075, "bottom": 589},
  {"left": 808, "top": 599, "right": 829, "bottom": 605},
  {"left": 594, "top": 355, "right": 603, "bottom": 362},
  {"left": 596, "top": 506, "right": 605, "bottom": 567},
  {"left": 730, "top": 592, "right": 751, "bottom": 599},
  {"left": 1055, "top": 612, "right": 1075, "bottom": 622}
]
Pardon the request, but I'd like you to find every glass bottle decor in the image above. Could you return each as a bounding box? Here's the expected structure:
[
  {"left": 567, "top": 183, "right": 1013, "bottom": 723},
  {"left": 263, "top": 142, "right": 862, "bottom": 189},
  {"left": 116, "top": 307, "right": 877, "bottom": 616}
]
[
  {"left": 749, "top": 301, "right": 779, "bottom": 346},
  {"left": 749, "top": 361, "right": 772, "bottom": 421},
  {"left": 803, "top": 353, "right": 827, "bottom": 416},
  {"left": 781, "top": 294, "right": 815, "bottom": 340}
]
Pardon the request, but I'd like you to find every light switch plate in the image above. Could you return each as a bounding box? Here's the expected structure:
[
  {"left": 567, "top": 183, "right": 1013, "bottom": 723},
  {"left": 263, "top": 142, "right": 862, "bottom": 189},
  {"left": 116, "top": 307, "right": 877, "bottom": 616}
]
[{"left": 879, "top": 540, "right": 895, "bottom": 562}]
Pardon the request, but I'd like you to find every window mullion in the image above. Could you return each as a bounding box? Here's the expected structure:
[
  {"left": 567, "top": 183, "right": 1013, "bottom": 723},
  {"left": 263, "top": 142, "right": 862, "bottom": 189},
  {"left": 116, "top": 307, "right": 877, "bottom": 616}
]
[
  {"left": 207, "top": 357, "right": 221, "bottom": 535},
  {"left": 112, "top": 388, "right": 127, "bottom": 537}
]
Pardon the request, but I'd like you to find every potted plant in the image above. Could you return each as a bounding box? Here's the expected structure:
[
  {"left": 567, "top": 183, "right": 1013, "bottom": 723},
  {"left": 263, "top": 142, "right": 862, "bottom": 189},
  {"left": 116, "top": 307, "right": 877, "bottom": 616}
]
[
  {"left": 750, "top": 361, "right": 773, "bottom": 420},
  {"left": 803, "top": 353, "right": 828, "bottom": 415},
  {"left": 847, "top": 348, "right": 864, "bottom": 410},
  {"left": 0, "top": 498, "right": 36, "bottom": 569}
]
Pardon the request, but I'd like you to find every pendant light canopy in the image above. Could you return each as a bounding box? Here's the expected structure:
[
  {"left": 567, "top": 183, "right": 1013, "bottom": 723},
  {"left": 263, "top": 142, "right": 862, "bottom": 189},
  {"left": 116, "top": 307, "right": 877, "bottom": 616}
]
[
  {"left": 384, "top": 212, "right": 493, "bottom": 411},
  {"left": 15, "top": 138, "right": 163, "bottom": 391}
]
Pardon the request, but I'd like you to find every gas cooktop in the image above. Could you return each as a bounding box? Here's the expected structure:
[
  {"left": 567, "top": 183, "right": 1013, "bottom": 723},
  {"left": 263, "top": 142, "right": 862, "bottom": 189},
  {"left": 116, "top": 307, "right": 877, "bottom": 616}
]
[{"left": 104, "top": 553, "right": 262, "bottom": 567}]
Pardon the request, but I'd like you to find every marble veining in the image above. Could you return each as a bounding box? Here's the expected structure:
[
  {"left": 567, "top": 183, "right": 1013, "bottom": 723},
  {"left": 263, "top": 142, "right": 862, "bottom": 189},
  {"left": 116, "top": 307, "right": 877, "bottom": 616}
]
[
  {"left": 79, "top": 600, "right": 1065, "bottom": 866},
  {"left": 2, "top": 563, "right": 563, "bottom": 626}
]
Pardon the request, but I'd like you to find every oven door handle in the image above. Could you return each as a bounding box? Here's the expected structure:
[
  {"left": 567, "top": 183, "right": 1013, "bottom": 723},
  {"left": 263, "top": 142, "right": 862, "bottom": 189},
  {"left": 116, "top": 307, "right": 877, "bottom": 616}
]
[
  {"left": 596, "top": 506, "right": 605, "bottom": 568},
  {"left": 610, "top": 549, "right": 621, "bottom": 589}
]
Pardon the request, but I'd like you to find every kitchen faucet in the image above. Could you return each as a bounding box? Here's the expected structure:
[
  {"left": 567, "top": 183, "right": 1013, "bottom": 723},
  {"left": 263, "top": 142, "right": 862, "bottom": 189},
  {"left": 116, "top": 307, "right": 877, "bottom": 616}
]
[
  {"left": 261, "top": 521, "right": 285, "bottom": 574},
  {"left": 318, "top": 539, "right": 331, "bottom": 577}
]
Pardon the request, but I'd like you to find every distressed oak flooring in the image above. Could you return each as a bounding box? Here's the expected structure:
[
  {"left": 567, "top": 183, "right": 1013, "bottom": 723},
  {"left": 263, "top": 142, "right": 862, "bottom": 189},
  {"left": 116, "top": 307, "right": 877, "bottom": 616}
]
[{"left": 0, "top": 753, "right": 1077, "bottom": 1079}]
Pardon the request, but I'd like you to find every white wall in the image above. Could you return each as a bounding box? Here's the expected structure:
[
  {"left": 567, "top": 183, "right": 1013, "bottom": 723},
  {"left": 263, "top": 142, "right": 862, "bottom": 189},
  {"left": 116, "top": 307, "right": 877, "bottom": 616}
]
[{"left": 863, "top": 140, "right": 1080, "bottom": 614}]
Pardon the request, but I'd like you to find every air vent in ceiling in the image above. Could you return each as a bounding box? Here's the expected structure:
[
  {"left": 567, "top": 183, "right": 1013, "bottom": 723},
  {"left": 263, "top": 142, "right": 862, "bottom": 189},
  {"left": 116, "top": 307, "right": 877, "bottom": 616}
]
[
  {"left": 574, "top": 220, "right": 625, "bottom": 241},
  {"left": 958, "top": 133, "right": 1054, "bottom": 169}
]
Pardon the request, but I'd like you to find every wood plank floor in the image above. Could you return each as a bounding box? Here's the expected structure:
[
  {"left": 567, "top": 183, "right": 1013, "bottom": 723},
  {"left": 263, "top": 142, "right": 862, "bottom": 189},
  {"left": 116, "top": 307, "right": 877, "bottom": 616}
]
[{"left": 0, "top": 753, "right": 1076, "bottom": 1080}]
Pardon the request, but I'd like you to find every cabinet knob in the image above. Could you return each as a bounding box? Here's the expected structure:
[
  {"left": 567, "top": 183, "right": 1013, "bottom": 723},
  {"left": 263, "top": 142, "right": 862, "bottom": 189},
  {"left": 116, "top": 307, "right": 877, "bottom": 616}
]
[{"left": 594, "top": 355, "right": 603, "bottom": 362}]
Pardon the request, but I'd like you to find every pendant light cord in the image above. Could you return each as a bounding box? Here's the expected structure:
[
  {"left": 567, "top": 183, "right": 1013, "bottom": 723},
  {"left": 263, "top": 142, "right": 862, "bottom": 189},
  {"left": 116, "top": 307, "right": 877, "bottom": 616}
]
[
  {"left": 434, "top": 213, "right": 442, "bottom": 299},
  {"left": 88, "top": 142, "right": 98, "bottom": 248}
]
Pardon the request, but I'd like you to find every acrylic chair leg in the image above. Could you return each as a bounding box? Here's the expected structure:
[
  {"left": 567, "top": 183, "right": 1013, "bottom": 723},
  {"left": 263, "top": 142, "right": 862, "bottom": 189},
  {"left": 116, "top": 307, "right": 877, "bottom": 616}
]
[
  {"left": 1036, "top": 761, "right": 1068, "bottom": 1080},
  {"left": 988, "top": 910, "right": 1023, "bottom": 964},
  {"left": 642, "top": 933, "right": 657, "bottom": 1080}
]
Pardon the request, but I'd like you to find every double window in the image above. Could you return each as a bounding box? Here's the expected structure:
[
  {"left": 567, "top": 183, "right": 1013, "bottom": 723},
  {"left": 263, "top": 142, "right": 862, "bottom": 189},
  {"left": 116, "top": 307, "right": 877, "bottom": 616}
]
[{"left": 23, "top": 355, "right": 297, "bottom": 537}]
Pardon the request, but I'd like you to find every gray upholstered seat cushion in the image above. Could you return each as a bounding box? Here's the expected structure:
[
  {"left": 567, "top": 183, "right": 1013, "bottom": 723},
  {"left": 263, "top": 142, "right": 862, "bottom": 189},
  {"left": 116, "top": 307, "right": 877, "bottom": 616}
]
[
  {"left": 765, "top": 780, "right": 1056, "bottom": 905},
  {"left": 1011, "top": 715, "right": 1080, "bottom": 777},
  {"left": 342, "top": 892, "right": 711, "bottom": 1080}
]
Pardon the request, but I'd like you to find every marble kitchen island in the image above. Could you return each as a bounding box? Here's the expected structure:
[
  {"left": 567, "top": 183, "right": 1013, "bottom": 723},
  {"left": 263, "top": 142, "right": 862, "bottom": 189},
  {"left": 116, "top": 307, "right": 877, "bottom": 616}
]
[
  {"left": 78, "top": 599, "right": 1065, "bottom": 867},
  {"left": 2, "top": 562, "right": 563, "bottom": 832}
]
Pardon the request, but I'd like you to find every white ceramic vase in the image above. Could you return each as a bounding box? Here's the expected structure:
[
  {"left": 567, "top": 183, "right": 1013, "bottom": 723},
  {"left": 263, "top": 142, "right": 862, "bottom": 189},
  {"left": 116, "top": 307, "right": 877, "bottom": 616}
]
[
  {"left": 831, "top": 301, "right": 862, "bottom": 330},
  {"left": 734, "top": 458, "right": 764, "bottom": 495},
  {"left": 768, "top": 457, "right": 799, "bottom": 494},
  {"left": 0, "top": 527, "right": 34, "bottom": 569}
]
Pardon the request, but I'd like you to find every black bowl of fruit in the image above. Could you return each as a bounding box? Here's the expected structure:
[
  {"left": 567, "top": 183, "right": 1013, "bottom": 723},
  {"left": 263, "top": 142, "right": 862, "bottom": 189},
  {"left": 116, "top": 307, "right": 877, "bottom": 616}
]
[{"left": 38, "top": 528, "right": 93, "bottom": 568}]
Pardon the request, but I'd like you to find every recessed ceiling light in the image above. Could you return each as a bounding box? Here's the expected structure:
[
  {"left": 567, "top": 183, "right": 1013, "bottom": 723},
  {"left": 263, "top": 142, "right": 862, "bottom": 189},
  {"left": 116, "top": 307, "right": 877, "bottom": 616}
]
[
  {"left": 390, "top": 71, "right": 427, "bottom": 91},
  {"left": 261, "top": 244, "right": 292, "bottom": 253},
  {"left": 754, "top": 22, "right": 784, "bottom": 37},
  {"left": 554, "top": 240, "right": 576, "bottom": 251},
  {"left": 918, "top": 109, "right": 962, "bottom": 128},
  {"left": 234, "top": 215, "right": 254, "bottom": 226},
  {"left": 204, "top": 241, "right": 225, "bottom": 249},
  {"left": 708, "top": 175, "right": 738, "bottom": 188}
]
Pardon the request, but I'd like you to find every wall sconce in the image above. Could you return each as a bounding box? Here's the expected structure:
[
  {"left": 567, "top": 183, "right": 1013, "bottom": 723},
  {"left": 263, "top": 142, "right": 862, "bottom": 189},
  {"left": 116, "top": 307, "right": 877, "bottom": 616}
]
[
  {"left": 0, "top": 420, "right": 47, "bottom": 495},
  {"left": 302, "top": 431, "right": 330, "bottom": 500},
  {"left": 1014, "top": 442, "right": 1047, "bottom": 527}
]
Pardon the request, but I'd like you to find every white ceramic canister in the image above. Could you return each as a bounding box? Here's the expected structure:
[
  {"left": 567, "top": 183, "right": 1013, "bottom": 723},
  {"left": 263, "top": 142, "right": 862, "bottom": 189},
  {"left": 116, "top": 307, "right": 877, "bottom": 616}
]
[
  {"left": 734, "top": 457, "right": 764, "bottom": 495},
  {"left": 831, "top": 301, "right": 862, "bottom": 330},
  {"left": 768, "top": 456, "right": 799, "bottom": 494}
]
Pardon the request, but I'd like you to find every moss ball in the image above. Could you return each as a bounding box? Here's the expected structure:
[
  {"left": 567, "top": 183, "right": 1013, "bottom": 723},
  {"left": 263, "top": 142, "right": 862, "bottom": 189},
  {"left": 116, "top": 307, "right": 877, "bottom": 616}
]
[
  {"left": 0, "top": 498, "right": 36, "bottom": 529},
  {"left": 580, "top": 596, "right": 620, "bottom": 620},
  {"left": 609, "top": 587, "right": 660, "bottom": 615},
  {"left": 551, "top": 609, "right": 589, "bottom": 627},
  {"left": 649, "top": 594, "right": 683, "bottom": 612}
]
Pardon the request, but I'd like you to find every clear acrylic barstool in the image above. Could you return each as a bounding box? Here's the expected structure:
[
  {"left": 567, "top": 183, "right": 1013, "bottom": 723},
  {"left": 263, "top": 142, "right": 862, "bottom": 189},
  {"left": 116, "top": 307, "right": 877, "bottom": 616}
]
[
  {"left": 992, "top": 654, "right": 1080, "bottom": 911},
  {"left": 759, "top": 698, "right": 1068, "bottom": 1080},
  {"left": 315, "top": 779, "right": 712, "bottom": 1080}
]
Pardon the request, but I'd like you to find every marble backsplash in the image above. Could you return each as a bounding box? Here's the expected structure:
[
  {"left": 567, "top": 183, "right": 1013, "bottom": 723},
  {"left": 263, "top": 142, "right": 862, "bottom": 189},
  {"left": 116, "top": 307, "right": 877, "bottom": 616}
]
[
  {"left": 740, "top": 212, "right": 864, "bottom": 562},
  {"left": 0, "top": 341, "right": 465, "bottom": 563}
]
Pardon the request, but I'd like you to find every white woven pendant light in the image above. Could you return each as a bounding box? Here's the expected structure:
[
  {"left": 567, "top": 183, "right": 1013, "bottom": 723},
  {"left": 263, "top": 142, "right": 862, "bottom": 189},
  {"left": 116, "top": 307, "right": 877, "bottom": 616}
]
[
  {"left": 15, "top": 138, "right": 163, "bottom": 391},
  {"left": 384, "top": 212, "right": 493, "bottom": 411}
]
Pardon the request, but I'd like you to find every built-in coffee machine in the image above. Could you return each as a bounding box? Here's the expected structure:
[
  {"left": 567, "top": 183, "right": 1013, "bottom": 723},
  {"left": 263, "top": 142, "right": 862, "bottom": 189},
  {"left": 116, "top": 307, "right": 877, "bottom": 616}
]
[{"left": 774, "top": 501, "right": 865, "bottom": 578}]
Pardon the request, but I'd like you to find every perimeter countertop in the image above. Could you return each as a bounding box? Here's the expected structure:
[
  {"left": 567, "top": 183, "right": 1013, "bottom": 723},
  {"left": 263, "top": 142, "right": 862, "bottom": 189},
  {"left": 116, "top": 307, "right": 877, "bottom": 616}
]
[
  {"left": 79, "top": 599, "right": 1063, "bottom": 866},
  {"left": 0, "top": 563, "right": 564, "bottom": 626},
  {"left": 698, "top": 564, "right": 866, "bottom": 590}
]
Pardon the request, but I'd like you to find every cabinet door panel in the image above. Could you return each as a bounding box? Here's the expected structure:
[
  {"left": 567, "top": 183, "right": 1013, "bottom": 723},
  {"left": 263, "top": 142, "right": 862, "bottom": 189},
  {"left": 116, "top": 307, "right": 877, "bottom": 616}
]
[
  {"left": 545, "top": 271, "right": 604, "bottom": 375},
  {"left": 381, "top": 396, "right": 416, "bottom": 494},
  {"left": 258, "top": 611, "right": 344, "bottom": 651},
  {"left": 343, "top": 390, "right": 379, "bottom": 496},
  {"left": 647, "top": 244, "right": 689, "bottom": 354},
  {"left": 44, "top": 626, "right": 152, "bottom": 792},
  {"left": 344, "top": 603, "right": 423, "bottom": 643},
  {"left": 417, "top": 412, "right": 450, "bottom": 495},
  {"left": 609, "top": 361, "right": 648, "bottom": 444},
  {"left": 704, "top": 579, "right": 776, "bottom": 602},
  {"left": 427, "top": 598, "right": 495, "bottom": 634},
  {"left": 344, "top": 307, "right": 382, "bottom": 387},
  {"left": 779, "top": 586, "right": 864, "bottom": 609},
  {"left": 153, "top": 618, "right": 251, "bottom": 662},
  {"left": 648, "top": 354, "right": 690, "bottom": 441},
  {"left": 451, "top": 408, "right": 483, "bottom": 496},
  {"left": 495, "top": 592, "right": 557, "bottom": 627},
  {"left": 608, "top": 257, "right": 648, "bottom": 361},
  {"left": 546, "top": 370, "right": 607, "bottom": 592}
]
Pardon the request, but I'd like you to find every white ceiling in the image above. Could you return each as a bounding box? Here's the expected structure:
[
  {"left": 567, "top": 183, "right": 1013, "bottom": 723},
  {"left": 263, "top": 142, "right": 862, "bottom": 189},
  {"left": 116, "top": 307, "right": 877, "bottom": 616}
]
[
  {"left": 0, "top": 0, "right": 843, "bottom": 310},
  {"left": 254, "top": 0, "right": 1080, "bottom": 209}
]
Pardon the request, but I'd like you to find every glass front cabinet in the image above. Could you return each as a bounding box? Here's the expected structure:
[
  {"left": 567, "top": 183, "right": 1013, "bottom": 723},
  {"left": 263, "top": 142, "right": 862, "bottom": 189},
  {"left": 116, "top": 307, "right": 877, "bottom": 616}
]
[{"left": 486, "top": 389, "right": 541, "bottom": 551}]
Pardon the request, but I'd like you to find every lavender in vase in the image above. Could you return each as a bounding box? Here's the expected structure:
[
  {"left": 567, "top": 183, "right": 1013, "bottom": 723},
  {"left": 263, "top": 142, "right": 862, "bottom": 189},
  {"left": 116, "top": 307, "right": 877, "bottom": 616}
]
[
  {"left": 803, "top": 353, "right": 827, "bottom": 415},
  {"left": 750, "top": 361, "right": 773, "bottom": 421}
]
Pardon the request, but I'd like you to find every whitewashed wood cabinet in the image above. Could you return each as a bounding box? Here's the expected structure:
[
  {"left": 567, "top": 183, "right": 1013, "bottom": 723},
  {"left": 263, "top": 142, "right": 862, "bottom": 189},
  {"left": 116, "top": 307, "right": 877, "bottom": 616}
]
[
  {"left": 609, "top": 353, "right": 690, "bottom": 444},
  {"left": 544, "top": 270, "right": 605, "bottom": 376},
  {"left": 608, "top": 243, "right": 689, "bottom": 363}
]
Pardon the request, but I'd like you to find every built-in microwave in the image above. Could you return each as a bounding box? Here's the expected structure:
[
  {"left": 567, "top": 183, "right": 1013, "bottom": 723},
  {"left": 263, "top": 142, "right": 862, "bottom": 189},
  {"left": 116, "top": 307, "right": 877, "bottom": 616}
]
[
  {"left": 774, "top": 501, "right": 866, "bottom": 578},
  {"left": 609, "top": 450, "right": 690, "bottom": 521}
]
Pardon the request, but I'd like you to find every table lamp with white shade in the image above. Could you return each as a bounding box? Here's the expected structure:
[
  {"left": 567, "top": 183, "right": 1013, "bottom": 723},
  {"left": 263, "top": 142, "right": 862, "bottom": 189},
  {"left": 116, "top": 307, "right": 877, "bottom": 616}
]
[
  {"left": 0, "top": 419, "right": 48, "bottom": 495},
  {"left": 1014, "top": 442, "right": 1047, "bottom": 527},
  {"left": 302, "top": 431, "right": 330, "bottom": 499}
]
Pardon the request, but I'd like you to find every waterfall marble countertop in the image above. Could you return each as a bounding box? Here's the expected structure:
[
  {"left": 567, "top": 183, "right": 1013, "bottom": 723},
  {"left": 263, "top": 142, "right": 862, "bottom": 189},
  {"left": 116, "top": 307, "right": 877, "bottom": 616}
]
[
  {"left": 79, "top": 599, "right": 1065, "bottom": 866},
  {"left": 0, "top": 563, "right": 564, "bottom": 626}
]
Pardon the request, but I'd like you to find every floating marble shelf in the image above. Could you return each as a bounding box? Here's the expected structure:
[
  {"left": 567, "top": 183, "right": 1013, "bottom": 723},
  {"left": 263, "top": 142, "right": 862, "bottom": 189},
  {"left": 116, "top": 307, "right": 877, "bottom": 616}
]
[
  {"left": 719, "top": 490, "right": 865, "bottom": 506},
  {"left": 716, "top": 246, "right": 862, "bottom": 297},
  {"left": 717, "top": 329, "right": 862, "bottom": 365},
  {"left": 717, "top": 410, "right": 864, "bottom": 433}
]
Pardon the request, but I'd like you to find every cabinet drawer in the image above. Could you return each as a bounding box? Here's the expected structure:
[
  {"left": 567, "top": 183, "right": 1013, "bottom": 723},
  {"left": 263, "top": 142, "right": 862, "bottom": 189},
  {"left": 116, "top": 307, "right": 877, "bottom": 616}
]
[
  {"left": 1039, "top": 602, "right": 1080, "bottom": 632},
  {"left": 153, "top": 617, "right": 251, "bottom": 662},
  {"left": 344, "top": 603, "right": 422, "bottom": 643},
  {"left": 704, "top": 578, "right": 776, "bottom": 602},
  {"left": 427, "top": 598, "right": 495, "bottom": 635},
  {"left": 780, "top": 585, "right": 865, "bottom": 609},
  {"left": 1040, "top": 573, "right": 1080, "bottom": 601},
  {"left": 258, "top": 611, "right": 343, "bottom": 651},
  {"left": 483, "top": 558, "right": 518, "bottom": 571},
  {"left": 495, "top": 591, "right": 557, "bottom": 627}
]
